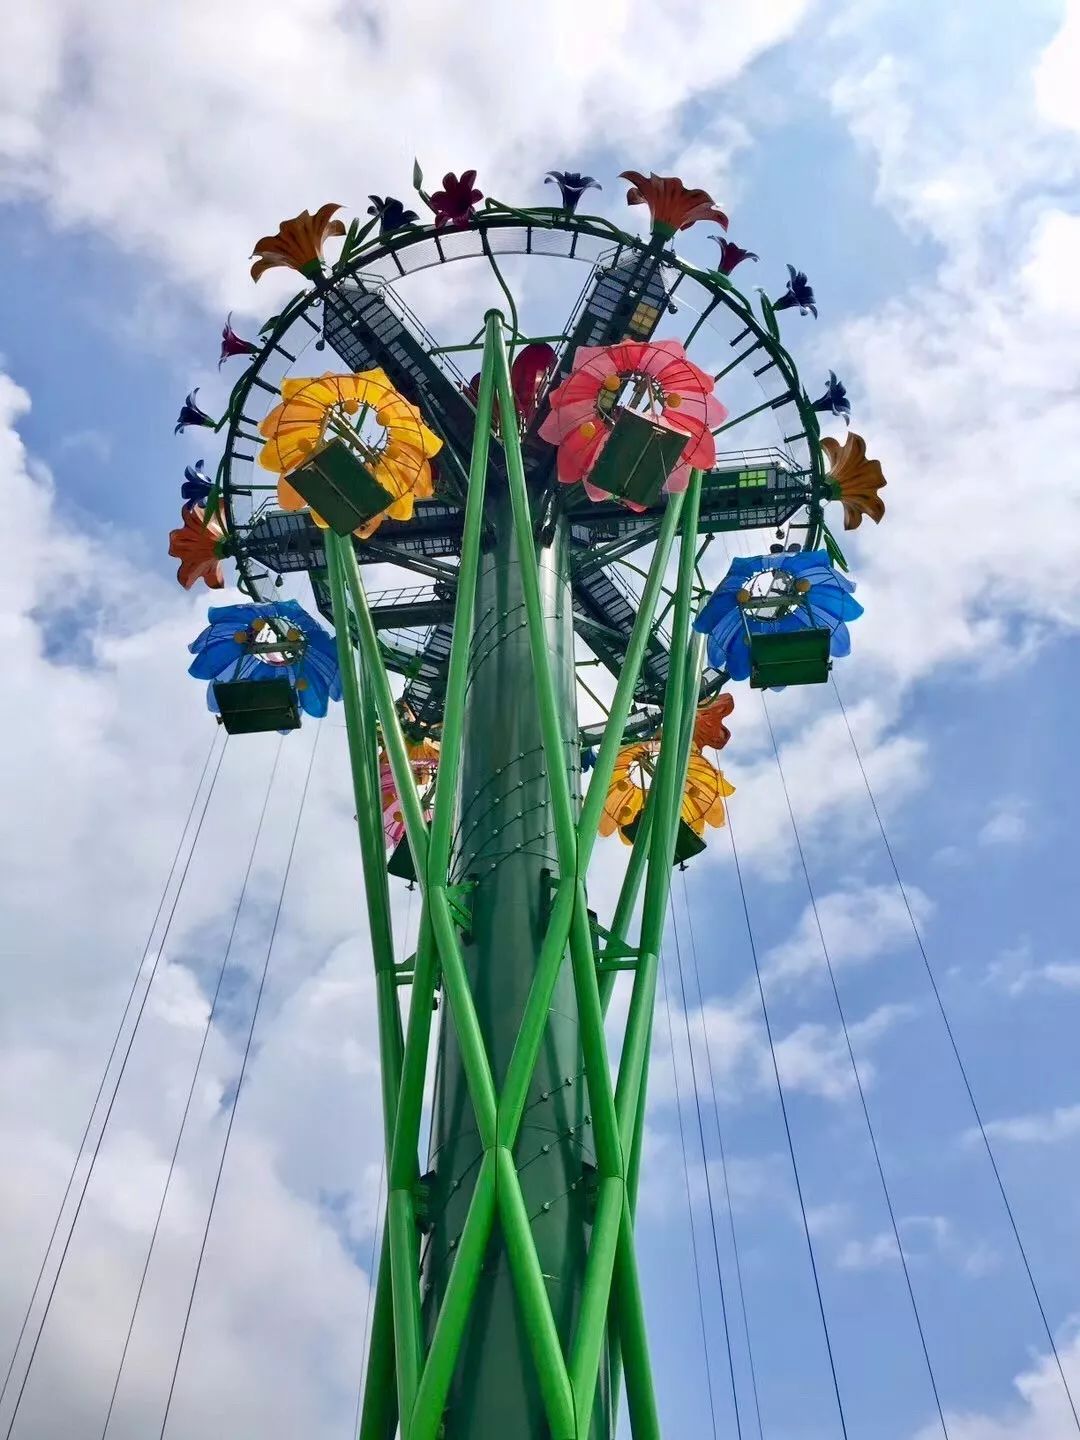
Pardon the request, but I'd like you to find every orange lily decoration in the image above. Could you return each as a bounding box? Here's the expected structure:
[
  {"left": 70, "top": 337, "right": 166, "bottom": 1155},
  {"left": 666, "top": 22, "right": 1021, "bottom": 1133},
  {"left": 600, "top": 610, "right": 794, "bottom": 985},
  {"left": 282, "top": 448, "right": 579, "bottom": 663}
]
[
  {"left": 168, "top": 504, "right": 227, "bottom": 589},
  {"left": 250, "top": 204, "right": 347, "bottom": 282},
  {"left": 693, "top": 693, "right": 734, "bottom": 753},
  {"left": 620, "top": 171, "right": 729, "bottom": 239},
  {"left": 821, "top": 431, "right": 887, "bottom": 530}
]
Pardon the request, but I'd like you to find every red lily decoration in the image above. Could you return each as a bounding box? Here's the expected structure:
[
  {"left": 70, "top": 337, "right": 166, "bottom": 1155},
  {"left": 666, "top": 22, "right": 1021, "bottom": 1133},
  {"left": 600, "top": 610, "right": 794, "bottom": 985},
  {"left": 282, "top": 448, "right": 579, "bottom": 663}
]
[
  {"left": 429, "top": 170, "right": 482, "bottom": 228},
  {"left": 620, "top": 171, "right": 729, "bottom": 240},
  {"left": 219, "top": 313, "right": 259, "bottom": 367}
]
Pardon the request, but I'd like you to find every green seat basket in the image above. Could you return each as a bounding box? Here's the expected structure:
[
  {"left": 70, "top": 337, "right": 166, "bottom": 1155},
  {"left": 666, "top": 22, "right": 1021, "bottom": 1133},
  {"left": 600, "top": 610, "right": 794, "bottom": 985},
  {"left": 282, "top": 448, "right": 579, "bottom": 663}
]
[
  {"left": 387, "top": 832, "right": 418, "bottom": 882},
  {"left": 212, "top": 677, "right": 300, "bottom": 735},
  {"left": 621, "top": 814, "right": 707, "bottom": 867},
  {"left": 287, "top": 438, "right": 392, "bottom": 537},
  {"left": 587, "top": 409, "right": 687, "bottom": 509},
  {"left": 748, "top": 627, "right": 832, "bottom": 690}
]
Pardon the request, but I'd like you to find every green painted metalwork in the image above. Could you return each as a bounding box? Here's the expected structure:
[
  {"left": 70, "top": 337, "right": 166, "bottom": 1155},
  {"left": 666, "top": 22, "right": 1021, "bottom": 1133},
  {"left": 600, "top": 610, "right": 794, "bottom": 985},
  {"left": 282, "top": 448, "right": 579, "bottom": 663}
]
[{"left": 322, "top": 316, "right": 722, "bottom": 1440}]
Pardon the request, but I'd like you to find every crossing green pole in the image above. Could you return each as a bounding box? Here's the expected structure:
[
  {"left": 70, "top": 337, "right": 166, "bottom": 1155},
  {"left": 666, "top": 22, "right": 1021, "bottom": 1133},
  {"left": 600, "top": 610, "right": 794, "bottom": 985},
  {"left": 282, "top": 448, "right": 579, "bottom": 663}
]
[
  {"left": 325, "top": 532, "right": 407, "bottom": 1437},
  {"left": 423, "top": 314, "right": 606, "bottom": 1438}
]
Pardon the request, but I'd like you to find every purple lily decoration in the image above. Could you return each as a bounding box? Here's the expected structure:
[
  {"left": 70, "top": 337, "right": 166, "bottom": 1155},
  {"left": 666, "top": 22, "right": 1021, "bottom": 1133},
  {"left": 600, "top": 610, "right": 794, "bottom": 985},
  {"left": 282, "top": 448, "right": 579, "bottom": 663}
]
[
  {"left": 773, "top": 264, "right": 817, "bottom": 317},
  {"left": 182, "top": 459, "right": 213, "bottom": 504},
  {"left": 174, "top": 388, "right": 216, "bottom": 435},
  {"left": 712, "top": 237, "right": 759, "bottom": 275},
  {"left": 812, "top": 372, "right": 851, "bottom": 424},
  {"left": 219, "top": 313, "right": 259, "bottom": 368},
  {"left": 367, "top": 195, "right": 419, "bottom": 236},
  {"left": 545, "top": 171, "right": 601, "bottom": 214}
]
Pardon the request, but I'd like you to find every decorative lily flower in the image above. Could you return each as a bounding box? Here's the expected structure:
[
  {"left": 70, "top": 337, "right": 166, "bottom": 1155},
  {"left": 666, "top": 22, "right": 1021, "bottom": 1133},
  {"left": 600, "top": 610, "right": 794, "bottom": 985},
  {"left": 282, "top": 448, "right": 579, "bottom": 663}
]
[
  {"left": 181, "top": 459, "right": 214, "bottom": 504},
  {"left": 538, "top": 338, "right": 727, "bottom": 502},
  {"left": 379, "top": 737, "right": 440, "bottom": 847},
  {"left": 174, "top": 389, "right": 216, "bottom": 434},
  {"left": 429, "top": 170, "right": 482, "bottom": 228},
  {"left": 693, "top": 551, "right": 863, "bottom": 682},
  {"left": 465, "top": 342, "right": 556, "bottom": 429},
  {"left": 219, "top": 313, "right": 259, "bottom": 368},
  {"left": 367, "top": 195, "right": 420, "bottom": 237},
  {"left": 681, "top": 750, "right": 736, "bottom": 836},
  {"left": 168, "top": 504, "right": 228, "bottom": 589},
  {"left": 258, "top": 368, "right": 443, "bottom": 539},
  {"left": 821, "top": 431, "right": 885, "bottom": 529},
  {"left": 188, "top": 600, "right": 341, "bottom": 718},
  {"left": 597, "top": 738, "right": 733, "bottom": 842},
  {"left": 773, "top": 265, "right": 817, "bottom": 317},
  {"left": 250, "top": 204, "right": 347, "bottom": 282},
  {"left": 545, "top": 171, "right": 601, "bottom": 213},
  {"left": 812, "top": 371, "right": 851, "bottom": 424},
  {"left": 511, "top": 342, "right": 557, "bottom": 423},
  {"left": 711, "top": 237, "right": 759, "bottom": 275},
  {"left": 692, "top": 692, "right": 734, "bottom": 752},
  {"left": 620, "top": 170, "right": 729, "bottom": 239}
]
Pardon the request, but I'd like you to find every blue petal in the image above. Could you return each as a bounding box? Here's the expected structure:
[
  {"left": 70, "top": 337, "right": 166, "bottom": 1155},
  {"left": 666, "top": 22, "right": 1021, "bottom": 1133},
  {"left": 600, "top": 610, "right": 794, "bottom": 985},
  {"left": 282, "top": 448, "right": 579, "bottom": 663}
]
[
  {"left": 723, "top": 629, "right": 752, "bottom": 681},
  {"left": 694, "top": 590, "right": 737, "bottom": 635},
  {"left": 809, "top": 588, "right": 864, "bottom": 625},
  {"left": 189, "top": 638, "right": 243, "bottom": 680}
]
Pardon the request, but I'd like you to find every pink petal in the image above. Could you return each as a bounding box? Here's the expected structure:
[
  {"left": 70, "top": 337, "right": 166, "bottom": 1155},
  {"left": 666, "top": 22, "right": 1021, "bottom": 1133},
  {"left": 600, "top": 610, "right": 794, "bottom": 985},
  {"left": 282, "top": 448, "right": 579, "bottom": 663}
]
[
  {"left": 582, "top": 478, "right": 613, "bottom": 502},
  {"left": 538, "top": 397, "right": 597, "bottom": 444},
  {"left": 557, "top": 425, "right": 608, "bottom": 482},
  {"left": 662, "top": 460, "right": 692, "bottom": 494}
]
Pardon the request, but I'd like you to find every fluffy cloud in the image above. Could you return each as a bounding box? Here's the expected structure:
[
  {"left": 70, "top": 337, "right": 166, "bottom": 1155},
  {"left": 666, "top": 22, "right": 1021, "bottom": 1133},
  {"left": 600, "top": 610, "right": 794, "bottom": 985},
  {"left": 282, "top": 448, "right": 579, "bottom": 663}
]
[
  {"left": 0, "top": 0, "right": 811, "bottom": 310},
  {"left": 0, "top": 371, "right": 398, "bottom": 1436},
  {"left": 971, "top": 1103, "right": 1080, "bottom": 1147},
  {"left": 913, "top": 1329, "right": 1080, "bottom": 1440},
  {"left": 762, "top": 883, "right": 931, "bottom": 987}
]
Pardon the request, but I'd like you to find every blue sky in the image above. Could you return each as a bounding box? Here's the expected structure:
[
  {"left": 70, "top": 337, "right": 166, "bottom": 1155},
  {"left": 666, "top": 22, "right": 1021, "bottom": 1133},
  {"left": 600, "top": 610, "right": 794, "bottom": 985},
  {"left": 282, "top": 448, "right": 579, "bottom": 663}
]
[{"left": 2, "top": 2, "right": 1080, "bottom": 1438}]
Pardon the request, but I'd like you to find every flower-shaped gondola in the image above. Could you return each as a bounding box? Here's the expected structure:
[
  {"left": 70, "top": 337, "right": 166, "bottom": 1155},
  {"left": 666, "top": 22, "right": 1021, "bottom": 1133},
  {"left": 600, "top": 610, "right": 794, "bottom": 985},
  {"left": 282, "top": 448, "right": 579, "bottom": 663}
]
[
  {"left": 258, "top": 369, "right": 442, "bottom": 539},
  {"left": 597, "top": 738, "right": 734, "bottom": 843},
  {"left": 538, "top": 339, "right": 727, "bottom": 504},
  {"left": 693, "top": 551, "right": 863, "bottom": 684},
  {"left": 188, "top": 600, "right": 341, "bottom": 719},
  {"left": 379, "top": 737, "right": 440, "bottom": 846}
]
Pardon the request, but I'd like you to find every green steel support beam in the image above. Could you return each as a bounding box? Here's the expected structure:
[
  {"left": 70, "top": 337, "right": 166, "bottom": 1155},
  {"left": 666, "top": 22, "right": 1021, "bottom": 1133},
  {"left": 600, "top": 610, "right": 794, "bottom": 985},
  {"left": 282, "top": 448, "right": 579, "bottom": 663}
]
[
  {"left": 357, "top": 1225, "right": 399, "bottom": 1440},
  {"left": 338, "top": 306, "right": 708, "bottom": 1440},
  {"left": 326, "top": 531, "right": 412, "bottom": 1432},
  {"left": 613, "top": 471, "right": 703, "bottom": 1150}
]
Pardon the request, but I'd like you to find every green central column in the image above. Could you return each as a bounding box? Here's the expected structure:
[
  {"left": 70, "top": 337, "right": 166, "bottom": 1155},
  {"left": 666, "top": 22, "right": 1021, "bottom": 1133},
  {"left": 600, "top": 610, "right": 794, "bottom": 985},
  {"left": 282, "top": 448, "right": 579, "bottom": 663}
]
[{"left": 423, "top": 482, "right": 610, "bottom": 1437}]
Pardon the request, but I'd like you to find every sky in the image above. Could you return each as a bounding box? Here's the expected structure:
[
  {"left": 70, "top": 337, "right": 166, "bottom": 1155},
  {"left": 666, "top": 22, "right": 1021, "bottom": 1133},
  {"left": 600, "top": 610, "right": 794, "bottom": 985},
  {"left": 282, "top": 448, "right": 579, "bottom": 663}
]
[{"left": 2, "top": 1, "right": 1080, "bottom": 1437}]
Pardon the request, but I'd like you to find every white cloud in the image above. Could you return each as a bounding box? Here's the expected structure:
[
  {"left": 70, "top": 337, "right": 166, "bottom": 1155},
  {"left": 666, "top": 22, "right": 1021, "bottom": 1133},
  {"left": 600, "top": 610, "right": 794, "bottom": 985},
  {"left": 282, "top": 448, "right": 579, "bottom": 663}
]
[
  {"left": 0, "top": 0, "right": 812, "bottom": 311},
  {"left": 912, "top": 1326, "right": 1080, "bottom": 1440},
  {"left": 763, "top": 883, "right": 930, "bottom": 987},
  {"left": 1033, "top": 0, "right": 1080, "bottom": 135},
  {"left": 0, "top": 368, "right": 399, "bottom": 1436},
  {"left": 978, "top": 803, "right": 1030, "bottom": 848},
  {"left": 973, "top": 1103, "right": 1080, "bottom": 1147},
  {"left": 837, "top": 1214, "right": 997, "bottom": 1278},
  {"left": 985, "top": 941, "right": 1080, "bottom": 997}
]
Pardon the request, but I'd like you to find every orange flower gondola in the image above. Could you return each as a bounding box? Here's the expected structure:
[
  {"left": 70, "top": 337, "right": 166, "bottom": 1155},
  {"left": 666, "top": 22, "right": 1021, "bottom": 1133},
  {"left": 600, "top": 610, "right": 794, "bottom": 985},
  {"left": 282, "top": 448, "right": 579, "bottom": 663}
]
[{"left": 258, "top": 369, "right": 442, "bottom": 540}]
